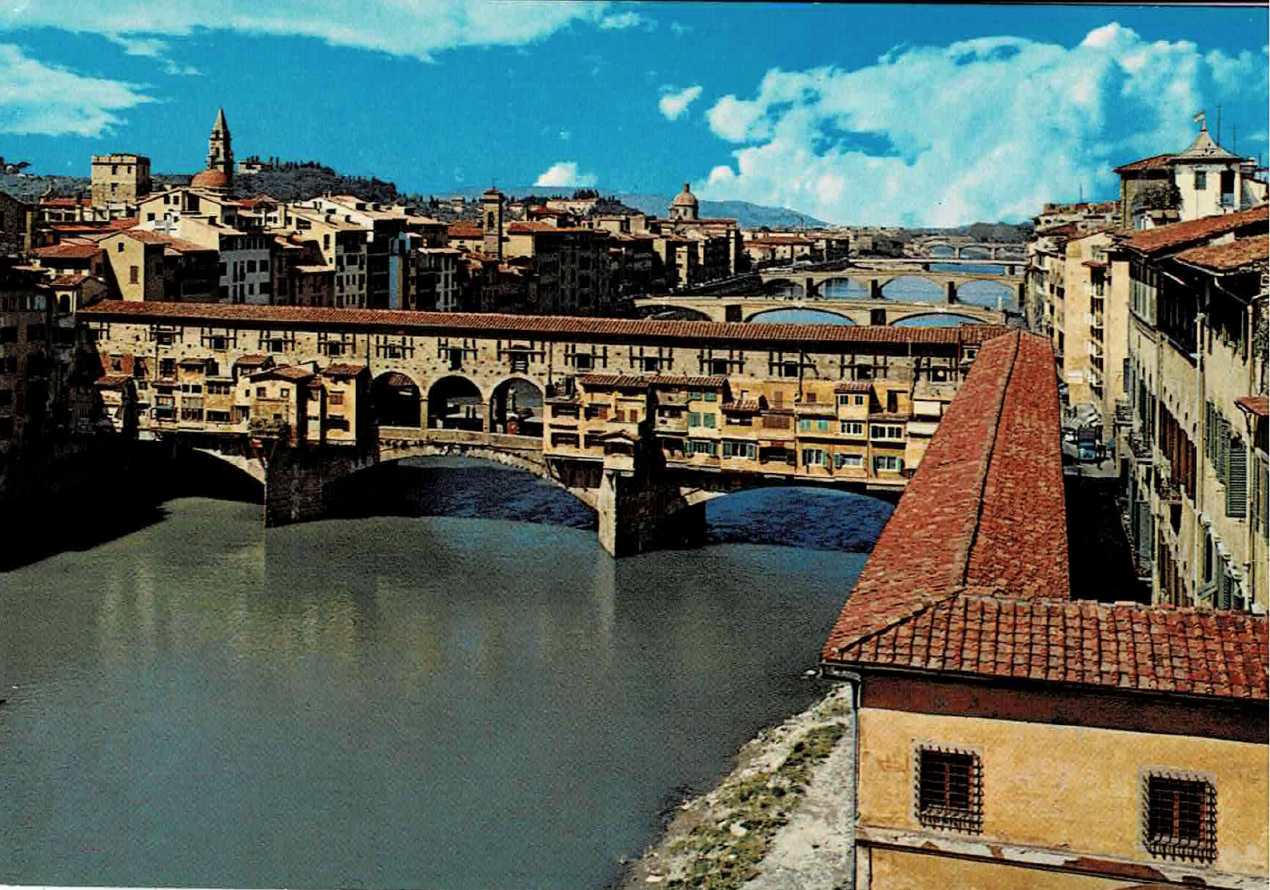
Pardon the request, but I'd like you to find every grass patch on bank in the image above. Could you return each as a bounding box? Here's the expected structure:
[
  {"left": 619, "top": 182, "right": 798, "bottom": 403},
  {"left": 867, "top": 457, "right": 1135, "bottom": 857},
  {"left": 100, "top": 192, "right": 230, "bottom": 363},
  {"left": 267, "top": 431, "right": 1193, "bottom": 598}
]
[{"left": 666, "top": 721, "right": 846, "bottom": 889}]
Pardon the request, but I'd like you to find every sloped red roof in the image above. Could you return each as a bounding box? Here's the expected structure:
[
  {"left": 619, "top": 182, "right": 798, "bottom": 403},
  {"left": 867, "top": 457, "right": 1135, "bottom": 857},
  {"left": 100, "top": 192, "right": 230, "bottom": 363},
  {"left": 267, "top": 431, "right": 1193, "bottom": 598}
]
[
  {"left": 1235, "top": 395, "right": 1268, "bottom": 418},
  {"left": 1113, "top": 153, "right": 1175, "bottom": 174},
  {"left": 77, "top": 300, "right": 1009, "bottom": 350},
  {"left": 321, "top": 362, "right": 367, "bottom": 378},
  {"left": 1120, "top": 205, "right": 1268, "bottom": 256},
  {"left": 33, "top": 242, "right": 102, "bottom": 259},
  {"left": 821, "top": 330, "right": 1268, "bottom": 702},
  {"left": 1173, "top": 235, "right": 1268, "bottom": 272}
]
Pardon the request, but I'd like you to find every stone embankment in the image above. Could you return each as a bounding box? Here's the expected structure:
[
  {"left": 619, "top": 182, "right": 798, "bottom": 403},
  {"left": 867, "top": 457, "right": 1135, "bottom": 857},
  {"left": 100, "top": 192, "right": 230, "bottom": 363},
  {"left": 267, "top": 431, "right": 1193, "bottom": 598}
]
[{"left": 617, "top": 683, "right": 856, "bottom": 890}]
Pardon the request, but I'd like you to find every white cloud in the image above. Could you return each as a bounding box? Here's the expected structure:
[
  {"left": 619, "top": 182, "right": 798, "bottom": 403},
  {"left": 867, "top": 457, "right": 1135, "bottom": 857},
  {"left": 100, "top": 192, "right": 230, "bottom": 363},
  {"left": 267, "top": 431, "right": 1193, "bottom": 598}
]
[
  {"left": 599, "top": 10, "right": 653, "bottom": 31},
  {"left": 658, "top": 84, "right": 702, "bottom": 121},
  {"left": 0, "top": 43, "right": 154, "bottom": 136},
  {"left": 0, "top": 1, "right": 635, "bottom": 62},
  {"left": 535, "top": 161, "right": 597, "bottom": 187},
  {"left": 697, "top": 23, "right": 1269, "bottom": 226}
]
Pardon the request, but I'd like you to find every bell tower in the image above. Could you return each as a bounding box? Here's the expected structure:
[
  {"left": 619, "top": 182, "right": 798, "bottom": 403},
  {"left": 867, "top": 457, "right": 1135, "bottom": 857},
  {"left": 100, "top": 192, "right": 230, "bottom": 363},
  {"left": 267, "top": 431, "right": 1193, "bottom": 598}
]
[
  {"left": 481, "top": 188, "right": 504, "bottom": 260},
  {"left": 207, "top": 107, "right": 234, "bottom": 186}
]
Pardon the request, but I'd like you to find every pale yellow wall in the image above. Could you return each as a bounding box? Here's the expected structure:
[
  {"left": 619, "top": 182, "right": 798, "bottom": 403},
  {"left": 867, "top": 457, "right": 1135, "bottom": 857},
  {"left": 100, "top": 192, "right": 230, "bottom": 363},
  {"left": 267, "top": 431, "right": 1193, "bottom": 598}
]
[{"left": 857, "top": 707, "right": 1268, "bottom": 877}]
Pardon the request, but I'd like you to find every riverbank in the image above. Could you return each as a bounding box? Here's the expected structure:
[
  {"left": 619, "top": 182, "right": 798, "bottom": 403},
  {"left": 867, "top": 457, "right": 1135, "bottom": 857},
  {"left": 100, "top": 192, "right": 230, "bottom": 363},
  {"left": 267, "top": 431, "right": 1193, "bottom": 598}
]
[{"left": 616, "top": 683, "right": 856, "bottom": 890}]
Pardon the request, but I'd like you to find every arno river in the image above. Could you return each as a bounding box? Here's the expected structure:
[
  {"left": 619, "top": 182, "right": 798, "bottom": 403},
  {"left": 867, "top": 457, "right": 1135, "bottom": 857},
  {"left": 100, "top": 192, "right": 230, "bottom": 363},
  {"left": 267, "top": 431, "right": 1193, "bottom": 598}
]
[{"left": 0, "top": 458, "right": 889, "bottom": 889}]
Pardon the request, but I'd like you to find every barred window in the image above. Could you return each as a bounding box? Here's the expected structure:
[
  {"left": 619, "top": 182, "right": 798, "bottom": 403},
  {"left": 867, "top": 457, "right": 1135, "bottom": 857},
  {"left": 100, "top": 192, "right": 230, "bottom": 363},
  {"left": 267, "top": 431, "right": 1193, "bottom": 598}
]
[
  {"left": 1144, "top": 774, "right": 1216, "bottom": 862},
  {"left": 916, "top": 747, "right": 982, "bottom": 833}
]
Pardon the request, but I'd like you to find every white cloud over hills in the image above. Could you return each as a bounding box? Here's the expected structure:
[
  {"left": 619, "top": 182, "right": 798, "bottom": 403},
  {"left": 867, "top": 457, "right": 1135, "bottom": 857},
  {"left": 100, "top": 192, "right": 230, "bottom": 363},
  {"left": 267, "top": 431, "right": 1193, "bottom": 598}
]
[
  {"left": 535, "top": 161, "right": 597, "bottom": 187},
  {"left": 698, "top": 23, "right": 1268, "bottom": 226}
]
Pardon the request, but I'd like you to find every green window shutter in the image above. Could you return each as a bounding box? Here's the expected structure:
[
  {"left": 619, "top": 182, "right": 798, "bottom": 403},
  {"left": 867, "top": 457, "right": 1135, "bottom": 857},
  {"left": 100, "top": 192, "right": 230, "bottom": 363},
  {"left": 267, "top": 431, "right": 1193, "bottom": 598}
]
[{"left": 1226, "top": 436, "right": 1248, "bottom": 518}]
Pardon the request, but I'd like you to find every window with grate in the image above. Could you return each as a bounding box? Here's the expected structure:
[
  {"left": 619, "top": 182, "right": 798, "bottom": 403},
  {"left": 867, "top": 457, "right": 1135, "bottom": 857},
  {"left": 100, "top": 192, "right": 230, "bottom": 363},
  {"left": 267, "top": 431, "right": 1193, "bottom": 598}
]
[
  {"left": 1144, "top": 774, "right": 1216, "bottom": 862},
  {"left": 916, "top": 747, "right": 982, "bottom": 833}
]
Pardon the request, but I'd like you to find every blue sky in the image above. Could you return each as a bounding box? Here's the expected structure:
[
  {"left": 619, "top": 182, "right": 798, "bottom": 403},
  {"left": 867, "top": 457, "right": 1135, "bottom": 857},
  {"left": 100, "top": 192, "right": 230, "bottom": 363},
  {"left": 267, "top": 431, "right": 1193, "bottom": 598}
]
[{"left": 0, "top": 2, "right": 1265, "bottom": 225}]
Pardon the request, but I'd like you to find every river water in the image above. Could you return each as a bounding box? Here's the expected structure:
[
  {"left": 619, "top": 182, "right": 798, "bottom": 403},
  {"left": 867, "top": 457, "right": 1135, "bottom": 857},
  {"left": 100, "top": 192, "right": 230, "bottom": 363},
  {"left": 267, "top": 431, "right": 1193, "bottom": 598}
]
[{"left": 0, "top": 458, "right": 888, "bottom": 889}]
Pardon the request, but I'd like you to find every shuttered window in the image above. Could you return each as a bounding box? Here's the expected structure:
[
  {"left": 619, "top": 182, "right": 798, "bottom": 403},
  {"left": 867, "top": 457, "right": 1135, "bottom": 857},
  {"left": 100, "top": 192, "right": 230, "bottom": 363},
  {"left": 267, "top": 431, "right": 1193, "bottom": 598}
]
[{"left": 1226, "top": 435, "right": 1247, "bottom": 518}]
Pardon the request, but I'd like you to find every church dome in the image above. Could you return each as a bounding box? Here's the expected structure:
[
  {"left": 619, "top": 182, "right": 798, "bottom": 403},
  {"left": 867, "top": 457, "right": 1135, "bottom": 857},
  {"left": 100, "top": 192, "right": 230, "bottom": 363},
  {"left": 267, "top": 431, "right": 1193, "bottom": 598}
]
[
  {"left": 671, "top": 182, "right": 699, "bottom": 208},
  {"left": 191, "top": 168, "right": 230, "bottom": 190}
]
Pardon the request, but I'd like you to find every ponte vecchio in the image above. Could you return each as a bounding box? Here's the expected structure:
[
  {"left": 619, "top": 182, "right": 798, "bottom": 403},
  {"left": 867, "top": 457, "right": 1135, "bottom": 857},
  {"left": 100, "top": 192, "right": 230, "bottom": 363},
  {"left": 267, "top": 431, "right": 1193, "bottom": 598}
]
[{"left": 79, "top": 299, "right": 1008, "bottom": 555}]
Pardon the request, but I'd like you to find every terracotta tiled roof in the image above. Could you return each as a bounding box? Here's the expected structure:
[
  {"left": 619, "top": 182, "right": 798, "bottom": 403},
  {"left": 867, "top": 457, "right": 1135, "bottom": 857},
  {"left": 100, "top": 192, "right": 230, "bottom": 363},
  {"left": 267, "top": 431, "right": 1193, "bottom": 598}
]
[
  {"left": 321, "top": 362, "right": 367, "bottom": 378},
  {"left": 78, "top": 300, "right": 1008, "bottom": 350},
  {"left": 1113, "top": 153, "right": 1175, "bottom": 174},
  {"left": 94, "top": 374, "right": 133, "bottom": 388},
  {"left": 48, "top": 274, "right": 91, "bottom": 287},
  {"left": 33, "top": 242, "right": 102, "bottom": 259},
  {"left": 841, "top": 594, "right": 1267, "bottom": 700},
  {"left": 822, "top": 330, "right": 1268, "bottom": 702},
  {"left": 1172, "top": 235, "right": 1268, "bottom": 272},
  {"left": 834, "top": 381, "right": 874, "bottom": 394},
  {"left": 723, "top": 399, "right": 762, "bottom": 413},
  {"left": 1235, "top": 395, "right": 1268, "bottom": 418},
  {"left": 648, "top": 375, "right": 728, "bottom": 388},
  {"left": 251, "top": 364, "right": 314, "bottom": 381},
  {"left": 447, "top": 225, "right": 483, "bottom": 239},
  {"left": 578, "top": 373, "right": 651, "bottom": 389},
  {"left": 234, "top": 354, "right": 271, "bottom": 367},
  {"left": 1120, "top": 205, "right": 1268, "bottom": 256}
]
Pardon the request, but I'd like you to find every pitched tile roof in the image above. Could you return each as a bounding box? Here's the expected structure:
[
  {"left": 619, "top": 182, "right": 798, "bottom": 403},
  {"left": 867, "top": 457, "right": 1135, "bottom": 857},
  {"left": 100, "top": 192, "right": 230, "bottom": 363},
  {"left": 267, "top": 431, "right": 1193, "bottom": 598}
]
[
  {"left": 578, "top": 373, "right": 651, "bottom": 390},
  {"left": 77, "top": 300, "right": 1007, "bottom": 350},
  {"left": 94, "top": 374, "right": 134, "bottom": 388},
  {"left": 1119, "top": 205, "right": 1268, "bottom": 256},
  {"left": 321, "top": 362, "right": 367, "bottom": 378},
  {"left": 822, "top": 330, "right": 1268, "bottom": 702},
  {"left": 1113, "top": 153, "right": 1175, "bottom": 174},
  {"left": 1172, "top": 235, "right": 1268, "bottom": 272},
  {"left": 647, "top": 375, "right": 728, "bottom": 388},
  {"left": 32, "top": 242, "right": 102, "bottom": 259},
  {"left": 1235, "top": 395, "right": 1268, "bottom": 418}
]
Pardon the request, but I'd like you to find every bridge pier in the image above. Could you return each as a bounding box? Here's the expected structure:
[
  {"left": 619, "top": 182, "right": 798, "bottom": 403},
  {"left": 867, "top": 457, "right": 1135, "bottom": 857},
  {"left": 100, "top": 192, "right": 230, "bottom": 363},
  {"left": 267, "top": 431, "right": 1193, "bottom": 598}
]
[
  {"left": 596, "top": 465, "right": 705, "bottom": 557},
  {"left": 869, "top": 278, "right": 882, "bottom": 300},
  {"left": 804, "top": 277, "right": 818, "bottom": 299},
  {"left": 945, "top": 281, "right": 958, "bottom": 304},
  {"left": 263, "top": 444, "right": 377, "bottom": 527}
]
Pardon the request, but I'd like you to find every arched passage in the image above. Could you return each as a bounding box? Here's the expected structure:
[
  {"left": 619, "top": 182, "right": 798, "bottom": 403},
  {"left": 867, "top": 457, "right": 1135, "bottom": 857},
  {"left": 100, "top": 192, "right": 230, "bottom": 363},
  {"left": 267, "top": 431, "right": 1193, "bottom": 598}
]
[
  {"left": 489, "top": 376, "right": 545, "bottom": 438},
  {"left": 956, "top": 279, "right": 1016, "bottom": 310},
  {"left": 819, "top": 277, "right": 868, "bottom": 299},
  {"left": 427, "top": 375, "right": 485, "bottom": 431},
  {"left": 694, "top": 484, "right": 895, "bottom": 550},
  {"left": 323, "top": 452, "right": 597, "bottom": 530},
  {"left": 372, "top": 371, "right": 422, "bottom": 428},
  {"left": 763, "top": 278, "right": 804, "bottom": 298},
  {"left": 926, "top": 243, "right": 955, "bottom": 258},
  {"left": 880, "top": 276, "right": 942, "bottom": 302},
  {"left": 960, "top": 245, "right": 992, "bottom": 260},
  {"left": 747, "top": 307, "right": 856, "bottom": 325}
]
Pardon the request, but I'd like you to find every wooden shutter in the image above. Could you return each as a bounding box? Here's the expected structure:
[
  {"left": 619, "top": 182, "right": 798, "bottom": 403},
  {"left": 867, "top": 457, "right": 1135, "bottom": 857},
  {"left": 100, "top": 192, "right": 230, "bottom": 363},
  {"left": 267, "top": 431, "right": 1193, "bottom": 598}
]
[{"left": 1226, "top": 435, "right": 1248, "bottom": 518}]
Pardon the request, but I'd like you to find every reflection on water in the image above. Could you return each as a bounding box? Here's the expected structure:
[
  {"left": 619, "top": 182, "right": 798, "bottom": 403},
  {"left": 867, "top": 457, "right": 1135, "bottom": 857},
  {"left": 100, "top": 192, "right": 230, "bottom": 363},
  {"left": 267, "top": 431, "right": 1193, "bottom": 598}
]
[{"left": 0, "top": 459, "right": 886, "bottom": 889}]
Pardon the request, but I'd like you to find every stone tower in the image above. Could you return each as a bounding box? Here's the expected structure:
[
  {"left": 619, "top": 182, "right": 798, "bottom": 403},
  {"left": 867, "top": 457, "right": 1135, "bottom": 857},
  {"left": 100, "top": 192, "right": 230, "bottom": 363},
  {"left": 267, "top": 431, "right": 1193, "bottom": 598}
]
[
  {"left": 481, "top": 188, "right": 504, "bottom": 260},
  {"left": 206, "top": 107, "right": 233, "bottom": 186}
]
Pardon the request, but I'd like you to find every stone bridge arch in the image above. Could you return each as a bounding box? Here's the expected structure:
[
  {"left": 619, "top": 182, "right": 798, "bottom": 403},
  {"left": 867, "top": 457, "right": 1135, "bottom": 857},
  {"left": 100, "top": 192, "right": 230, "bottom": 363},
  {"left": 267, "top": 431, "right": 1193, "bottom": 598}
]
[
  {"left": 888, "top": 311, "right": 988, "bottom": 327},
  {"left": 762, "top": 277, "right": 804, "bottom": 297},
  {"left": 744, "top": 306, "right": 858, "bottom": 325}
]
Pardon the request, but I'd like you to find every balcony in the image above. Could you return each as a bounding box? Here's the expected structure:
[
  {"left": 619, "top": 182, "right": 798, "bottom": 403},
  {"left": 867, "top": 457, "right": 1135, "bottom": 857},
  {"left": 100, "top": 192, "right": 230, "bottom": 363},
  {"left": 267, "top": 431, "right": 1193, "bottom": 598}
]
[
  {"left": 1129, "top": 431, "right": 1152, "bottom": 464},
  {"left": 1114, "top": 399, "right": 1134, "bottom": 428},
  {"left": 654, "top": 415, "right": 688, "bottom": 434}
]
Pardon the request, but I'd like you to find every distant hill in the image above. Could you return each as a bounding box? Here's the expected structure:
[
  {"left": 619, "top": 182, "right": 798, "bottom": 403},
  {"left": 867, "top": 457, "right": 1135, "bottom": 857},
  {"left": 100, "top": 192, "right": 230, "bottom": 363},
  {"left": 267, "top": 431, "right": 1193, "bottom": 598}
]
[
  {"left": 435, "top": 186, "right": 828, "bottom": 229},
  {"left": 614, "top": 193, "right": 828, "bottom": 229},
  {"left": 0, "top": 165, "right": 400, "bottom": 205}
]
